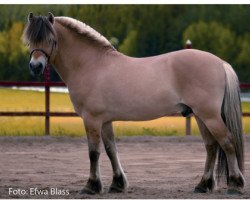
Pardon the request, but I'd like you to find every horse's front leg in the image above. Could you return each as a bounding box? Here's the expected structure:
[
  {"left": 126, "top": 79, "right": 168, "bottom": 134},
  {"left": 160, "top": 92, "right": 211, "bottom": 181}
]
[
  {"left": 102, "top": 122, "right": 128, "bottom": 193},
  {"left": 80, "top": 116, "right": 103, "bottom": 195}
]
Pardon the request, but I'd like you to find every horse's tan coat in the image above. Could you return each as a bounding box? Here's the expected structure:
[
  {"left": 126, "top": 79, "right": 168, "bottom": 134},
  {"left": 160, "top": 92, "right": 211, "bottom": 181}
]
[{"left": 24, "top": 14, "right": 245, "bottom": 195}]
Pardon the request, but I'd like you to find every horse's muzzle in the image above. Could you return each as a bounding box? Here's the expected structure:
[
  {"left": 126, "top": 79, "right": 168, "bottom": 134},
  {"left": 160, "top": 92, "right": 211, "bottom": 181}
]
[{"left": 29, "top": 62, "right": 44, "bottom": 76}]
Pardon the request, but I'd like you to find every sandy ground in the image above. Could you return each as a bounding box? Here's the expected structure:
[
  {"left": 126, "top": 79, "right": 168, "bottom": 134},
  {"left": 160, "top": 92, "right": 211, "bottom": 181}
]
[{"left": 0, "top": 135, "right": 250, "bottom": 199}]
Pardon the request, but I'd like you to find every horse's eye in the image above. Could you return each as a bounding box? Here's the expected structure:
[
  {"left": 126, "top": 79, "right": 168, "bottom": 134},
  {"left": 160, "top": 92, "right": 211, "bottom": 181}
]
[{"left": 48, "top": 38, "right": 54, "bottom": 45}]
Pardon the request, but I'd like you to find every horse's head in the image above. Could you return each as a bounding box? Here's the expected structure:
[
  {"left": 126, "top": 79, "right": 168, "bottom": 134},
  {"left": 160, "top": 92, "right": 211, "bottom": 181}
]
[{"left": 22, "top": 12, "right": 57, "bottom": 76}]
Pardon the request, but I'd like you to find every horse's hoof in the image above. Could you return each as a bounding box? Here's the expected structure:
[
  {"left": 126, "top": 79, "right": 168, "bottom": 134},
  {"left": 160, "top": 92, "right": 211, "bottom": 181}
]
[
  {"left": 79, "top": 178, "right": 103, "bottom": 195},
  {"left": 227, "top": 188, "right": 243, "bottom": 195},
  {"left": 194, "top": 177, "right": 214, "bottom": 193},
  {"left": 108, "top": 186, "right": 124, "bottom": 193},
  {"left": 194, "top": 186, "right": 207, "bottom": 193},
  {"left": 79, "top": 187, "right": 96, "bottom": 195},
  {"left": 227, "top": 175, "right": 244, "bottom": 195},
  {"left": 108, "top": 174, "right": 128, "bottom": 193}
]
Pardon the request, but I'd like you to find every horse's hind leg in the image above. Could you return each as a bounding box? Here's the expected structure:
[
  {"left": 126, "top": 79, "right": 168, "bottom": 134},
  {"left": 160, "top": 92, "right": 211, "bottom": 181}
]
[
  {"left": 101, "top": 122, "right": 128, "bottom": 193},
  {"left": 199, "top": 114, "right": 244, "bottom": 194},
  {"left": 194, "top": 116, "right": 218, "bottom": 193}
]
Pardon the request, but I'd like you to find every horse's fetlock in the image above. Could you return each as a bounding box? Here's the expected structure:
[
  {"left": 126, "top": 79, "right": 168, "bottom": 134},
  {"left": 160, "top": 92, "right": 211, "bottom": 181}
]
[
  {"left": 206, "top": 178, "right": 215, "bottom": 191},
  {"left": 194, "top": 177, "right": 215, "bottom": 193},
  {"left": 109, "top": 173, "right": 128, "bottom": 193},
  {"left": 228, "top": 175, "right": 244, "bottom": 188},
  {"left": 113, "top": 174, "right": 126, "bottom": 187}
]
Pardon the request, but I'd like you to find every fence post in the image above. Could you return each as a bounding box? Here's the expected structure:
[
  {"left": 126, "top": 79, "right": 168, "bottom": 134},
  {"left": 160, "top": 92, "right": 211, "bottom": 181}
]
[
  {"left": 44, "top": 65, "right": 50, "bottom": 135},
  {"left": 185, "top": 39, "right": 192, "bottom": 136}
]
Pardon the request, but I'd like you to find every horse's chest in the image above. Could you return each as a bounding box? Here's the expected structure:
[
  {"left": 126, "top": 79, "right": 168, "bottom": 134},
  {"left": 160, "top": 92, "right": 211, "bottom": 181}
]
[{"left": 68, "top": 88, "right": 105, "bottom": 118}]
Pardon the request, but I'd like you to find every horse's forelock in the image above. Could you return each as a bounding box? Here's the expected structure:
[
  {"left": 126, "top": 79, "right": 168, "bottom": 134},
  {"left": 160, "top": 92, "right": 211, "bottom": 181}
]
[{"left": 23, "top": 15, "right": 56, "bottom": 46}]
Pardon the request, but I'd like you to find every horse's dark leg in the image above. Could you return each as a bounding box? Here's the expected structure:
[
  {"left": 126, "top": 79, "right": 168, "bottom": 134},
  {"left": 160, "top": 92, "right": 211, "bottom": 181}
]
[
  {"left": 200, "top": 115, "right": 245, "bottom": 194},
  {"left": 80, "top": 116, "right": 103, "bottom": 195},
  {"left": 194, "top": 116, "right": 218, "bottom": 193},
  {"left": 101, "top": 122, "right": 128, "bottom": 193}
]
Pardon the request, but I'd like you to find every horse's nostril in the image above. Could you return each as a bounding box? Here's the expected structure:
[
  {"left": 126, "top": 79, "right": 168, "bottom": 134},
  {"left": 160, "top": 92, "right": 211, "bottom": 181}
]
[
  {"left": 29, "top": 63, "right": 34, "bottom": 70},
  {"left": 38, "top": 63, "right": 43, "bottom": 70}
]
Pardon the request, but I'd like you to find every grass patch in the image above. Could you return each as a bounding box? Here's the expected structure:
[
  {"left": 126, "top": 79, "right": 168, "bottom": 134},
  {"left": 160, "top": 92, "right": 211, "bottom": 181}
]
[
  {"left": 114, "top": 117, "right": 187, "bottom": 137},
  {"left": 0, "top": 117, "right": 44, "bottom": 136},
  {"left": 0, "top": 88, "right": 250, "bottom": 136},
  {"left": 0, "top": 88, "right": 74, "bottom": 112}
]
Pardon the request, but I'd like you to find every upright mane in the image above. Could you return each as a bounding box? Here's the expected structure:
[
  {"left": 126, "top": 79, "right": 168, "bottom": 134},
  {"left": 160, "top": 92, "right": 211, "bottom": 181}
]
[
  {"left": 55, "top": 17, "right": 115, "bottom": 50},
  {"left": 23, "top": 15, "right": 115, "bottom": 50}
]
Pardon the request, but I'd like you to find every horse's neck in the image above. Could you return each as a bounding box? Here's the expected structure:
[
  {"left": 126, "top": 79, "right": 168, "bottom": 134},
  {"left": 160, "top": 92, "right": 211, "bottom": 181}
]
[{"left": 52, "top": 22, "right": 108, "bottom": 85}]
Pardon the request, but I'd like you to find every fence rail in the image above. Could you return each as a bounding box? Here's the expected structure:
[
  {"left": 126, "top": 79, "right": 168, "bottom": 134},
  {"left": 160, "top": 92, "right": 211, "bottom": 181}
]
[
  {"left": 1, "top": 80, "right": 250, "bottom": 135},
  {"left": 0, "top": 111, "right": 77, "bottom": 117},
  {"left": 0, "top": 81, "right": 66, "bottom": 87}
]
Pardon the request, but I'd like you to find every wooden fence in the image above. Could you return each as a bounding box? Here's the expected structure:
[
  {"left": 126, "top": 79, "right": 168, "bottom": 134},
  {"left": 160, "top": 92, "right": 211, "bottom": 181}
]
[
  {"left": 0, "top": 66, "right": 77, "bottom": 135},
  {"left": 1, "top": 70, "right": 250, "bottom": 135}
]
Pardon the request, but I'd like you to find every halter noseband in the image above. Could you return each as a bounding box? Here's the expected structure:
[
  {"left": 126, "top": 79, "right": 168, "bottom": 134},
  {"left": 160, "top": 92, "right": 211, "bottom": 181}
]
[{"left": 29, "top": 41, "right": 56, "bottom": 63}]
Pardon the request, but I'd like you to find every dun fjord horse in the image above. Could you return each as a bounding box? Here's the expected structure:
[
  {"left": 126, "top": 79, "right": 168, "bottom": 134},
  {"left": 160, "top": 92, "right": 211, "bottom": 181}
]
[{"left": 23, "top": 13, "right": 245, "bottom": 195}]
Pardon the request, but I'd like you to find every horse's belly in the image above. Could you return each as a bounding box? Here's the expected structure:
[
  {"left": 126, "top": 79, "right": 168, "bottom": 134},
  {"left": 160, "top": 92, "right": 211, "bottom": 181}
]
[
  {"left": 108, "top": 94, "right": 181, "bottom": 121},
  {"left": 111, "top": 108, "right": 178, "bottom": 121}
]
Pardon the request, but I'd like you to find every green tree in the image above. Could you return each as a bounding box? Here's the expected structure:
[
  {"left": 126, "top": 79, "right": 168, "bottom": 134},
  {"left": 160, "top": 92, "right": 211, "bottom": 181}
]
[
  {"left": 183, "top": 21, "right": 238, "bottom": 64},
  {"left": 67, "top": 5, "right": 129, "bottom": 44},
  {"left": 236, "top": 33, "right": 250, "bottom": 81},
  {"left": 119, "top": 30, "right": 138, "bottom": 56},
  {"left": 0, "top": 22, "right": 29, "bottom": 81}
]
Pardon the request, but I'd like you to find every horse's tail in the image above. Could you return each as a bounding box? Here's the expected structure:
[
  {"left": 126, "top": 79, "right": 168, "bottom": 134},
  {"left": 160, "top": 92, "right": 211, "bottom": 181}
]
[{"left": 217, "top": 62, "right": 244, "bottom": 182}]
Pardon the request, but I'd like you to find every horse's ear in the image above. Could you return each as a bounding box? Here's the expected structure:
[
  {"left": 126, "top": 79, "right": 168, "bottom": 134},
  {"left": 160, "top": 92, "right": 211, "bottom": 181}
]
[
  {"left": 28, "top": 12, "right": 33, "bottom": 23},
  {"left": 48, "top": 12, "right": 54, "bottom": 24}
]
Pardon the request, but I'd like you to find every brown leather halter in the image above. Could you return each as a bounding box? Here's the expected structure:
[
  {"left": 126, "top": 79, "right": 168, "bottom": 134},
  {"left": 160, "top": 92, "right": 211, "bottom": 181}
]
[{"left": 29, "top": 41, "right": 56, "bottom": 63}]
